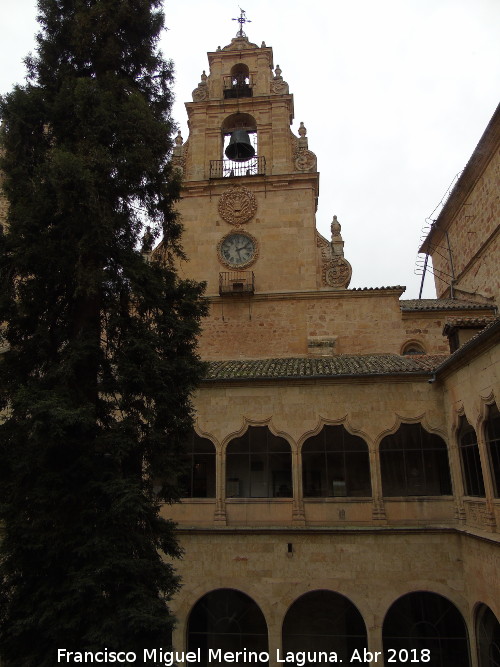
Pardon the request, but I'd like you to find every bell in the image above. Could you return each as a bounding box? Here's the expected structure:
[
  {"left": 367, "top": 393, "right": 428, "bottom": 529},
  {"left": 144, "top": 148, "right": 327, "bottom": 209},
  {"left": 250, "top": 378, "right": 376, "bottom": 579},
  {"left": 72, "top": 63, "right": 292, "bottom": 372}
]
[{"left": 225, "top": 130, "right": 255, "bottom": 162}]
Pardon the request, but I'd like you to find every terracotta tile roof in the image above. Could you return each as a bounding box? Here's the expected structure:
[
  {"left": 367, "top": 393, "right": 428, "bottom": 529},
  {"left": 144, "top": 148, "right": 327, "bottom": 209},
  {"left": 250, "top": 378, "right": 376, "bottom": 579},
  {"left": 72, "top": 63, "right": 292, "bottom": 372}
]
[
  {"left": 400, "top": 298, "right": 495, "bottom": 312},
  {"left": 350, "top": 286, "right": 405, "bottom": 291},
  {"left": 204, "top": 354, "right": 448, "bottom": 381},
  {"left": 442, "top": 316, "right": 494, "bottom": 335},
  {"left": 436, "top": 317, "right": 500, "bottom": 372}
]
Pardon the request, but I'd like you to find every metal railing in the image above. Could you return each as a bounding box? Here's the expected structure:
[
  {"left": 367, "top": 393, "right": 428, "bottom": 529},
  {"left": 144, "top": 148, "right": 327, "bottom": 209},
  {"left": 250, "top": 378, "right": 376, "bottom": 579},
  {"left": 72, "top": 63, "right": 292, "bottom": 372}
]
[
  {"left": 219, "top": 271, "right": 255, "bottom": 295},
  {"left": 210, "top": 156, "right": 265, "bottom": 179},
  {"left": 223, "top": 75, "right": 253, "bottom": 99}
]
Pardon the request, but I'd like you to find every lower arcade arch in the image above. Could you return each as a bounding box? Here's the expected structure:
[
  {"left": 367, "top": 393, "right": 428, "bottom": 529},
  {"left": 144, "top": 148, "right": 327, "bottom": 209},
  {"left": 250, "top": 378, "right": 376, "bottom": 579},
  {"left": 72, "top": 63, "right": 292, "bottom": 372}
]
[
  {"left": 187, "top": 588, "right": 269, "bottom": 666},
  {"left": 476, "top": 604, "right": 500, "bottom": 667},
  {"left": 382, "top": 591, "right": 470, "bottom": 666},
  {"left": 282, "top": 590, "right": 367, "bottom": 664}
]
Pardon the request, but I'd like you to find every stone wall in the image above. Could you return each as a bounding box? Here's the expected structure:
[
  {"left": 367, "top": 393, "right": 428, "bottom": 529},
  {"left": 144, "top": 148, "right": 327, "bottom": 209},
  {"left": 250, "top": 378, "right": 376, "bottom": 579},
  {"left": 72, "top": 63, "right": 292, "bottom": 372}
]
[
  {"left": 196, "top": 291, "right": 482, "bottom": 359},
  {"left": 427, "top": 109, "right": 499, "bottom": 304}
]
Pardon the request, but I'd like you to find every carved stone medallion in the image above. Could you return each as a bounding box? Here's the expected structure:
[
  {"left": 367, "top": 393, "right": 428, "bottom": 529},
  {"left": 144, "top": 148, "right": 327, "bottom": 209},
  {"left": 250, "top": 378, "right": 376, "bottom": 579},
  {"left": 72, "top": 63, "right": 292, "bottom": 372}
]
[
  {"left": 218, "top": 186, "right": 257, "bottom": 226},
  {"left": 323, "top": 257, "right": 352, "bottom": 288},
  {"left": 192, "top": 86, "right": 208, "bottom": 102},
  {"left": 294, "top": 149, "right": 317, "bottom": 172},
  {"left": 270, "top": 80, "right": 289, "bottom": 95}
]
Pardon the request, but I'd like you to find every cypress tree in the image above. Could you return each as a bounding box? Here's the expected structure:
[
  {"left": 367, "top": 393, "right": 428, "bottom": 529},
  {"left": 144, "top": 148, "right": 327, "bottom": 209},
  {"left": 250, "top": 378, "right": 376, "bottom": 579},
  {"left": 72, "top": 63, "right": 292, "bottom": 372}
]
[{"left": 0, "top": 1, "right": 206, "bottom": 664}]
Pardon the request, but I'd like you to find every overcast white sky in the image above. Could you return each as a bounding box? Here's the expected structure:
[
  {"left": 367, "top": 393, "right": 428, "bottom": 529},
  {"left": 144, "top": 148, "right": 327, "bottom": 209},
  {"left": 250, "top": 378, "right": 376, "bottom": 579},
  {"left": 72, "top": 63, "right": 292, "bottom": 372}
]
[{"left": 1, "top": 0, "right": 499, "bottom": 298}]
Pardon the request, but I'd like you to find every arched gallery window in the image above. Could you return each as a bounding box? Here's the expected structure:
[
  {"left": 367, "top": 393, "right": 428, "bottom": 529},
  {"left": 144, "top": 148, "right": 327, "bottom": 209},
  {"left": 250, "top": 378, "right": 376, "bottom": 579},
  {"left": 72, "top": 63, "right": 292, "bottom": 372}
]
[
  {"left": 302, "top": 425, "right": 371, "bottom": 497},
  {"left": 179, "top": 431, "right": 216, "bottom": 498},
  {"left": 458, "top": 416, "right": 485, "bottom": 497},
  {"left": 226, "top": 426, "right": 292, "bottom": 498},
  {"left": 476, "top": 604, "right": 500, "bottom": 667},
  {"left": 485, "top": 403, "right": 500, "bottom": 498},
  {"left": 380, "top": 423, "right": 452, "bottom": 496},
  {"left": 383, "top": 591, "right": 470, "bottom": 666},
  {"left": 282, "top": 590, "right": 367, "bottom": 664},
  {"left": 187, "top": 589, "right": 268, "bottom": 665}
]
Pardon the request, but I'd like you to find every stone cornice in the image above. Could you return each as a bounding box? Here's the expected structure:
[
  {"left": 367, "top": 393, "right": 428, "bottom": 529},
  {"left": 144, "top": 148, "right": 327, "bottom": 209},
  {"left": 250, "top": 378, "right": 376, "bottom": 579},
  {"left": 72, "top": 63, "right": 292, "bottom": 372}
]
[
  {"left": 175, "top": 525, "right": 500, "bottom": 545},
  {"left": 180, "top": 171, "right": 319, "bottom": 197},
  {"left": 206, "top": 286, "right": 406, "bottom": 303}
]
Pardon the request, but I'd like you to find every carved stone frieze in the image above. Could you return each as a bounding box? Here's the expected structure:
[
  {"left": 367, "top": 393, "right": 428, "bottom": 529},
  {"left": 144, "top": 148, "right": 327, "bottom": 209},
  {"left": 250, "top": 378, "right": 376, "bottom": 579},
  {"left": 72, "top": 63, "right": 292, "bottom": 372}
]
[{"left": 218, "top": 185, "right": 257, "bottom": 226}]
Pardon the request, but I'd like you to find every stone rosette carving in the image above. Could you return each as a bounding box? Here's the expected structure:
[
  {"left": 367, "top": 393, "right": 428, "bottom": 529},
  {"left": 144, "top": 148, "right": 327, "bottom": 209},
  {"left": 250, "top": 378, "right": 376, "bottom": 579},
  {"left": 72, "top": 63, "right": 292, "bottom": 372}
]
[
  {"left": 322, "top": 257, "right": 352, "bottom": 288},
  {"left": 218, "top": 186, "right": 257, "bottom": 226},
  {"left": 294, "top": 149, "right": 317, "bottom": 172}
]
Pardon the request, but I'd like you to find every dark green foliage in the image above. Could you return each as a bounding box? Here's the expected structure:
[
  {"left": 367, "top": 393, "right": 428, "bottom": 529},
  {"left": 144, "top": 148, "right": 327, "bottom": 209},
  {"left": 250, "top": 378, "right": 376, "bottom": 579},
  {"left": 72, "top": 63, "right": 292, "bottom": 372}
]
[{"left": 0, "top": 1, "right": 206, "bottom": 664}]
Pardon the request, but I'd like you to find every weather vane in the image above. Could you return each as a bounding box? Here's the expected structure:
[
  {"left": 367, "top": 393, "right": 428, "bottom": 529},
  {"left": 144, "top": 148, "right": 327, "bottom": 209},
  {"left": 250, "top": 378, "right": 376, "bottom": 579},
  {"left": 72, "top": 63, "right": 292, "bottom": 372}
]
[{"left": 232, "top": 8, "right": 251, "bottom": 38}]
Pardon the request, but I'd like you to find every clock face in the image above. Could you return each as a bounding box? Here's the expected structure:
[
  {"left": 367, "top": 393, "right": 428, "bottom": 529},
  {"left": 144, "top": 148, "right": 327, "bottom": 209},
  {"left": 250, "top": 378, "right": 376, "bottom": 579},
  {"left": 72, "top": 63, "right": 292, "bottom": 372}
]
[{"left": 218, "top": 232, "right": 257, "bottom": 269}]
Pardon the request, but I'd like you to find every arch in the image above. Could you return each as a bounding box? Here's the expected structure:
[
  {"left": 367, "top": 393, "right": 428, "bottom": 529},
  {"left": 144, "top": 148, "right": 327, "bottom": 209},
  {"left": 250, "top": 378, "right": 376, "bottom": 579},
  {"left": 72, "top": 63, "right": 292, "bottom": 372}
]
[
  {"left": 282, "top": 590, "right": 368, "bottom": 663},
  {"left": 226, "top": 425, "right": 292, "bottom": 498},
  {"left": 383, "top": 591, "right": 471, "bottom": 666},
  {"left": 380, "top": 423, "right": 452, "bottom": 496},
  {"left": 221, "top": 112, "right": 257, "bottom": 134},
  {"left": 476, "top": 603, "right": 500, "bottom": 667},
  {"left": 401, "top": 340, "right": 426, "bottom": 355},
  {"left": 179, "top": 430, "right": 216, "bottom": 498},
  {"left": 458, "top": 415, "right": 485, "bottom": 496},
  {"left": 302, "top": 424, "right": 371, "bottom": 497},
  {"left": 484, "top": 402, "right": 500, "bottom": 497},
  {"left": 230, "top": 63, "right": 250, "bottom": 83},
  {"left": 187, "top": 588, "right": 268, "bottom": 665},
  {"left": 224, "top": 64, "right": 252, "bottom": 99}
]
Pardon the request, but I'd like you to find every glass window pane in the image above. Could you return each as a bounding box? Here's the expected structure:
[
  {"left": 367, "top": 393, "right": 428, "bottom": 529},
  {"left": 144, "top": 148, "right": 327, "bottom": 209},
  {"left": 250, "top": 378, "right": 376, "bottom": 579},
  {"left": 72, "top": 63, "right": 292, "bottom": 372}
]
[
  {"left": 381, "top": 424, "right": 452, "bottom": 497},
  {"left": 283, "top": 591, "right": 367, "bottom": 664},
  {"left": 303, "top": 452, "right": 327, "bottom": 497},
  {"left": 486, "top": 404, "right": 500, "bottom": 498},
  {"left": 383, "top": 592, "right": 470, "bottom": 667},
  {"left": 303, "top": 426, "right": 370, "bottom": 498},
  {"left": 226, "top": 427, "right": 291, "bottom": 498}
]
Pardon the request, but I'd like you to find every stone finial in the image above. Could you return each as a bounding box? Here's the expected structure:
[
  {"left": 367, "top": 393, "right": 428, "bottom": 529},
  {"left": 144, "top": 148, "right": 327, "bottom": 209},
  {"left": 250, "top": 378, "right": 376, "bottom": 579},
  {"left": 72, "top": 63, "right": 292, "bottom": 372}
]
[
  {"left": 201, "top": 70, "right": 207, "bottom": 84},
  {"left": 321, "top": 218, "right": 352, "bottom": 288},
  {"left": 297, "top": 122, "right": 308, "bottom": 150},
  {"left": 331, "top": 215, "right": 344, "bottom": 257},
  {"left": 172, "top": 131, "right": 186, "bottom": 174},
  {"left": 274, "top": 65, "right": 282, "bottom": 80},
  {"left": 261, "top": 41, "right": 266, "bottom": 48},
  {"left": 331, "top": 215, "right": 341, "bottom": 238}
]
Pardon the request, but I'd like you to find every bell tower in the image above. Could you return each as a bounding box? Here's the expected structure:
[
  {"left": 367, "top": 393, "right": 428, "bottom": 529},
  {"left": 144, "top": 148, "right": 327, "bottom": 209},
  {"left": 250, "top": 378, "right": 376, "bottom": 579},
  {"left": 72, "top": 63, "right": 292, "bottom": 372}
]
[{"left": 170, "top": 21, "right": 352, "bottom": 359}]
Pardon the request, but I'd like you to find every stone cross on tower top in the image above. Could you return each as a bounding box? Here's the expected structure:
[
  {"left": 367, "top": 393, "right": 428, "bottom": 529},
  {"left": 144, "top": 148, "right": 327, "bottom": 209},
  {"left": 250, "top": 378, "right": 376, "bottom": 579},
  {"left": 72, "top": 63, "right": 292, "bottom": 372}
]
[{"left": 232, "top": 8, "right": 251, "bottom": 37}]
